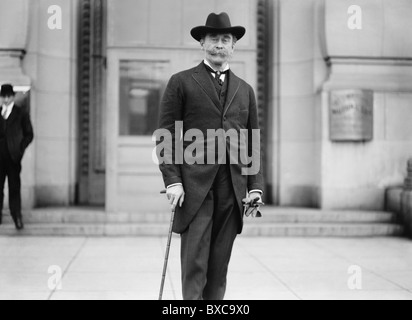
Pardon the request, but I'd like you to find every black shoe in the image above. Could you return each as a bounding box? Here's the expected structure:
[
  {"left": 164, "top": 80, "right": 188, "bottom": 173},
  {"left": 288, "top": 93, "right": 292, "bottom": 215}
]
[{"left": 15, "top": 217, "right": 24, "bottom": 230}]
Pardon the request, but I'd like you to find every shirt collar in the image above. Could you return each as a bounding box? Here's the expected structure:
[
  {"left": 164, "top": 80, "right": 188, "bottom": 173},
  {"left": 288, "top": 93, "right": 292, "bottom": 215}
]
[
  {"left": 203, "top": 59, "right": 230, "bottom": 73},
  {"left": 2, "top": 101, "right": 14, "bottom": 110}
]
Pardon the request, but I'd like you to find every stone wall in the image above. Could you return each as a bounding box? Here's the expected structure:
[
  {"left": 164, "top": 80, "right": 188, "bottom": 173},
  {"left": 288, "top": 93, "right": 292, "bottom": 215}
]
[
  {"left": 320, "top": 0, "right": 412, "bottom": 210},
  {"left": 268, "top": 0, "right": 328, "bottom": 207},
  {"left": 23, "top": 0, "right": 79, "bottom": 206},
  {"left": 268, "top": 0, "right": 412, "bottom": 210}
]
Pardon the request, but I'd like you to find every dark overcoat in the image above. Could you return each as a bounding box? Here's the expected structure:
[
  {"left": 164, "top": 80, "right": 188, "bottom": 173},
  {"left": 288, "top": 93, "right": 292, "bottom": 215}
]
[
  {"left": 0, "top": 105, "right": 34, "bottom": 163},
  {"left": 158, "top": 62, "right": 264, "bottom": 234}
]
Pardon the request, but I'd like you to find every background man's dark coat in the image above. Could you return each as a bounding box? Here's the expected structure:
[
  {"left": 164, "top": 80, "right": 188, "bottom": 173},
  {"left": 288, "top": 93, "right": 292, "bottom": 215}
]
[
  {"left": 158, "top": 62, "right": 264, "bottom": 234},
  {"left": 0, "top": 105, "right": 33, "bottom": 163}
]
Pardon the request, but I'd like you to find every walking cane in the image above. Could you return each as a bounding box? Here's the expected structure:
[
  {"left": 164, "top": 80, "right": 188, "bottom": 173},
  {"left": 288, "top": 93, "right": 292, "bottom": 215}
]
[{"left": 159, "top": 190, "right": 175, "bottom": 301}]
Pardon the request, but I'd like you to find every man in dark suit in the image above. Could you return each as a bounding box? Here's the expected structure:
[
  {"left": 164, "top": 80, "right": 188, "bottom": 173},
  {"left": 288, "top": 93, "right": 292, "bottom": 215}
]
[
  {"left": 157, "top": 13, "right": 264, "bottom": 300},
  {"left": 0, "top": 84, "right": 34, "bottom": 230}
]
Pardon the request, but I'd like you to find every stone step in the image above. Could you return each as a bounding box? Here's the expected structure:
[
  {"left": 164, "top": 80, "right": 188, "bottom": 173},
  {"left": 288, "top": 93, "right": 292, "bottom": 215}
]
[
  {"left": 243, "top": 223, "right": 404, "bottom": 237},
  {"left": 0, "top": 207, "right": 399, "bottom": 224},
  {"left": 251, "top": 208, "right": 397, "bottom": 223},
  {"left": 1, "top": 209, "right": 169, "bottom": 224},
  {"left": 0, "top": 222, "right": 404, "bottom": 237},
  {"left": 0, "top": 223, "right": 168, "bottom": 237},
  {"left": 0, "top": 207, "right": 404, "bottom": 237}
]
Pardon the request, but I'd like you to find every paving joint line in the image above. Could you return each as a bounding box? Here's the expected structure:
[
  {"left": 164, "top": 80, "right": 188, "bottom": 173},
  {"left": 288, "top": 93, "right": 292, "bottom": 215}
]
[{"left": 238, "top": 242, "right": 303, "bottom": 300}]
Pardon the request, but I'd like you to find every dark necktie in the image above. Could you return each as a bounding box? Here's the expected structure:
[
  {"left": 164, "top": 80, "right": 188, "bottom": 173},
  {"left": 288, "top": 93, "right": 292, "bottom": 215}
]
[{"left": 204, "top": 64, "right": 229, "bottom": 86}]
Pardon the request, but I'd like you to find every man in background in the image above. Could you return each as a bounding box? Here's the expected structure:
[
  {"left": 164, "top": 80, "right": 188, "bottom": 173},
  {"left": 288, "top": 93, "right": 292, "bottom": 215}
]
[{"left": 0, "top": 84, "right": 34, "bottom": 230}]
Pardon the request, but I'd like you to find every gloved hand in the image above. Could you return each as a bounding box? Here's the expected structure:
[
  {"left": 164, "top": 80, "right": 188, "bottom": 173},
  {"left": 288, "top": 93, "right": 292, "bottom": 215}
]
[
  {"left": 242, "top": 192, "right": 264, "bottom": 218},
  {"left": 166, "top": 185, "right": 185, "bottom": 212},
  {"left": 248, "top": 192, "right": 262, "bottom": 203}
]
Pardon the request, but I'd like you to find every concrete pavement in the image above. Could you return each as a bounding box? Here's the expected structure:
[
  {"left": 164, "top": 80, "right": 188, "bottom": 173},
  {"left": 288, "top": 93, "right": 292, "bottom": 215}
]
[{"left": 0, "top": 235, "right": 412, "bottom": 300}]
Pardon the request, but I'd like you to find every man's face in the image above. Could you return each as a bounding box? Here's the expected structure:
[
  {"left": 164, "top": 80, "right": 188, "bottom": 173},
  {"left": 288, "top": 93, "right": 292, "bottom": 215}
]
[
  {"left": 201, "top": 33, "right": 236, "bottom": 68},
  {"left": 2, "top": 95, "right": 14, "bottom": 106}
]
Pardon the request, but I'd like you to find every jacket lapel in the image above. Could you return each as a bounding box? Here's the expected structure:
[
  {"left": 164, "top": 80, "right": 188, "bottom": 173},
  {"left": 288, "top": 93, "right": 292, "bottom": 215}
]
[
  {"left": 192, "top": 62, "right": 222, "bottom": 112},
  {"left": 223, "top": 70, "right": 241, "bottom": 117}
]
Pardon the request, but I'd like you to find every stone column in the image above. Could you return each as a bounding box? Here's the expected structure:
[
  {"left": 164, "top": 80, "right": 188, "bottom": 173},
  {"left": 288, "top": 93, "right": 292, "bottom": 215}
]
[{"left": 0, "top": 0, "right": 31, "bottom": 86}]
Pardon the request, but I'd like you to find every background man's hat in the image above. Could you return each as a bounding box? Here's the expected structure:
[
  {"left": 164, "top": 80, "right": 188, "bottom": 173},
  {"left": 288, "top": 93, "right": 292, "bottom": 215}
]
[
  {"left": 191, "top": 12, "right": 246, "bottom": 42},
  {"left": 0, "top": 84, "right": 15, "bottom": 97}
]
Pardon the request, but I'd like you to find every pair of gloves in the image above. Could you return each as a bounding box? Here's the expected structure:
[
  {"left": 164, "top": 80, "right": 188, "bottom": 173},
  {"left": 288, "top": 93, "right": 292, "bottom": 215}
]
[
  {"left": 242, "top": 196, "right": 264, "bottom": 218},
  {"left": 166, "top": 185, "right": 264, "bottom": 217}
]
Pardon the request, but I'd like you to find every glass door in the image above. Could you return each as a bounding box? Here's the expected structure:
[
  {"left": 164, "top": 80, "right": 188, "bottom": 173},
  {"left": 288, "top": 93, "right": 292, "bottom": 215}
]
[{"left": 106, "top": 52, "right": 172, "bottom": 214}]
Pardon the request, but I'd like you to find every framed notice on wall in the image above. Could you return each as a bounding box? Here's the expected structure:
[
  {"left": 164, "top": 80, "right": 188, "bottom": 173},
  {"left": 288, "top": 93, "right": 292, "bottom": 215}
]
[{"left": 329, "top": 90, "right": 374, "bottom": 142}]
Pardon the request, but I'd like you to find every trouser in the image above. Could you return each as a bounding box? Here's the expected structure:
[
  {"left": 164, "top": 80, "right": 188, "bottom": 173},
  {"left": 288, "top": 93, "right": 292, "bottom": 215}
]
[
  {"left": 180, "top": 164, "right": 240, "bottom": 300},
  {"left": 0, "top": 139, "right": 22, "bottom": 223}
]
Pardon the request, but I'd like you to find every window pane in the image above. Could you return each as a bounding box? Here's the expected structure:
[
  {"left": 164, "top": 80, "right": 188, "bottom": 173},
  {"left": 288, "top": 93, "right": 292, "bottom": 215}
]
[{"left": 119, "top": 60, "right": 169, "bottom": 136}]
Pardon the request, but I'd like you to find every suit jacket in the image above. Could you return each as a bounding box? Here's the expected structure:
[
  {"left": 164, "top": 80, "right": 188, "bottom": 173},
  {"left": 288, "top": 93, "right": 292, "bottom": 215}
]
[
  {"left": 158, "top": 62, "right": 264, "bottom": 234},
  {"left": 0, "top": 105, "right": 34, "bottom": 163}
]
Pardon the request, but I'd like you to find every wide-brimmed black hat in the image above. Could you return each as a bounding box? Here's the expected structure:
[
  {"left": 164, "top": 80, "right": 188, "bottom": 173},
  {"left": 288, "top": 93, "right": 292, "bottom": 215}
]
[
  {"left": 0, "top": 84, "right": 15, "bottom": 97},
  {"left": 191, "top": 12, "right": 246, "bottom": 42}
]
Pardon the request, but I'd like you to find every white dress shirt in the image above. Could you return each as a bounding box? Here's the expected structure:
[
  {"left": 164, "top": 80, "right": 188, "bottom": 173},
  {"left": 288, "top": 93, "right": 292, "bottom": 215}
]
[
  {"left": 204, "top": 59, "right": 230, "bottom": 83},
  {"left": 1, "top": 102, "right": 14, "bottom": 120}
]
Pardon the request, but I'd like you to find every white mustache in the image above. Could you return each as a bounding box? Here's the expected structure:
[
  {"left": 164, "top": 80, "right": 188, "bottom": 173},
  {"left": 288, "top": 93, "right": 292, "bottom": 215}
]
[{"left": 206, "top": 49, "right": 228, "bottom": 56}]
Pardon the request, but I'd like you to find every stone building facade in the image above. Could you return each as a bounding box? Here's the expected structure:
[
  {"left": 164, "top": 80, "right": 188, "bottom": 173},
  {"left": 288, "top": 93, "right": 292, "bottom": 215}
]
[{"left": 1, "top": 0, "right": 411, "bottom": 215}]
